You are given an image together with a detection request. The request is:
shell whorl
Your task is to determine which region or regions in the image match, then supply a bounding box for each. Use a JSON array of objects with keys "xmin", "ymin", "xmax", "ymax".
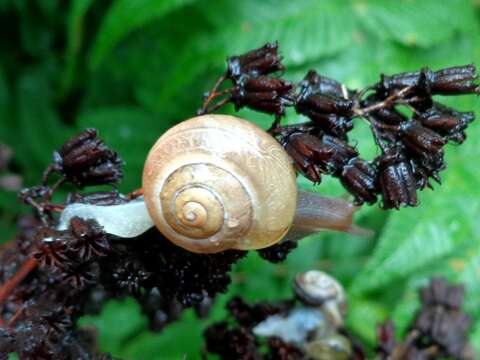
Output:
[{"xmin": 142, "ymin": 114, "xmax": 297, "ymax": 253}]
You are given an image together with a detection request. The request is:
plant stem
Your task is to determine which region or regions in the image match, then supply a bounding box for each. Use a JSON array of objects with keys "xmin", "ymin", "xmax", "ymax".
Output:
[{"xmin": 0, "ymin": 257, "xmax": 38, "ymax": 305}]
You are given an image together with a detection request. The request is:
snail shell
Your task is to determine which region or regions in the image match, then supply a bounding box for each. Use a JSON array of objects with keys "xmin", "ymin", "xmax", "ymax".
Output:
[
  {"xmin": 294, "ymin": 270, "xmax": 347, "ymax": 327},
  {"xmin": 142, "ymin": 114, "xmax": 297, "ymax": 253}
]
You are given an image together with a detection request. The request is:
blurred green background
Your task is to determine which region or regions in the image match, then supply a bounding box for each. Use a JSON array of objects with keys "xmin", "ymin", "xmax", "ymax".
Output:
[{"xmin": 0, "ymin": 0, "xmax": 479, "ymax": 358}]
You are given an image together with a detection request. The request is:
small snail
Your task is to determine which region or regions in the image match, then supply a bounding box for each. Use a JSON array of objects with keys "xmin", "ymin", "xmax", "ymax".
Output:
[
  {"xmin": 253, "ymin": 270, "xmax": 352, "ymax": 360},
  {"xmin": 294, "ymin": 270, "xmax": 347, "ymax": 327},
  {"xmin": 59, "ymin": 115, "xmax": 364, "ymax": 253}
]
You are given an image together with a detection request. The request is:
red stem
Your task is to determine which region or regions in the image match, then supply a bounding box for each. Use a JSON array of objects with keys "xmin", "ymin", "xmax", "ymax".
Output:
[
  {"xmin": 0, "ymin": 257, "xmax": 38, "ymax": 304},
  {"xmin": 127, "ymin": 187, "xmax": 144, "ymax": 200}
]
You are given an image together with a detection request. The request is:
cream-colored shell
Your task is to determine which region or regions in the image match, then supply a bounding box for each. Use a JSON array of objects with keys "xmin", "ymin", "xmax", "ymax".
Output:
[{"xmin": 142, "ymin": 114, "xmax": 297, "ymax": 253}]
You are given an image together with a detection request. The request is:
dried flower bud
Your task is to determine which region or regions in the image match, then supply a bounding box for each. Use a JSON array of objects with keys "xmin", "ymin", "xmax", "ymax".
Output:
[
  {"xmin": 296, "ymin": 88, "xmax": 354, "ymax": 138},
  {"xmin": 380, "ymin": 67, "xmax": 432, "ymax": 93},
  {"xmin": 111, "ymin": 259, "xmax": 151, "ymax": 296},
  {"xmin": 297, "ymin": 93, "xmax": 354, "ymax": 118},
  {"xmin": 52, "ymin": 128, "xmax": 124, "ymax": 188},
  {"xmin": 430, "ymin": 64, "xmax": 479, "ymax": 95},
  {"xmin": 411, "ymin": 153, "xmax": 445, "ymax": 190},
  {"xmin": 69, "ymin": 217, "xmax": 109, "ymax": 261},
  {"xmin": 25, "ymin": 304, "xmax": 73, "ymax": 337},
  {"xmin": 298, "ymin": 112, "xmax": 353, "ymax": 139},
  {"xmin": 284, "ymin": 133, "xmax": 333, "ymax": 183},
  {"xmin": 33, "ymin": 228, "xmax": 71, "ymax": 270},
  {"xmin": 340, "ymin": 158, "xmax": 377, "ymax": 205},
  {"xmin": 231, "ymin": 75, "xmax": 293, "ymax": 116},
  {"xmin": 401, "ymin": 121, "xmax": 446, "ymax": 158},
  {"xmin": 61, "ymin": 262, "xmax": 98, "ymax": 289},
  {"xmin": 376, "ymin": 278, "xmax": 473, "ymax": 360},
  {"xmin": 204, "ymin": 322, "xmax": 261, "ymax": 359},
  {"xmin": 381, "ymin": 64, "xmax": 479, "ymax": 96},
  {"xmin": 419, "ymin": 277, "xmax": 465, "ymax": 310},
  {"xmin": 418, "ymin": 103, "xmax": 474, "ymax": 144},
  {"xmin": 414, "ymin": 308, "xmax": 471, "ymax": 357},
  {"xmin": 370, "ymin": 107, "xmax": 407, "ymax": 125},
  {"xmin": 321, "ymin": 135, "xmax": 358, "ymax": 174},
  {"xmin": 377, "ymin": 148, "xmax": 417, "ymax": 209},
  {"xmin": 227, "ymin": 42, "xmax": 284, "ymax": 79},
  {"xmin": 300, "ymin": 70, "xmax": 348, "ymax": 98},
  {"xmin": 257, "ymin": 240, "xmax": 298, "ymax": 263}
]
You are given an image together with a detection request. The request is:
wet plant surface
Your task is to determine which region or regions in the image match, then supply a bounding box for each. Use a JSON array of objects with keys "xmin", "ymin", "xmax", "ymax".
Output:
[{"xmin": 1, "ymin": 1, "xmax": 480, "ymax": 359}]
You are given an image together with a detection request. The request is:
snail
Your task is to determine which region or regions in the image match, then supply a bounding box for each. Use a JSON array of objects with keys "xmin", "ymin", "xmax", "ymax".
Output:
[
  {"xmin": 253, "ymin": 270, "xmax": 352, "ymax": 360},
  {"xmin": 59, "ymin": 115, "xmax": 365, "ymax": 253},
  {"xmin": 294, "ymin": 270, "xmax": 347, "ymax": 327}
]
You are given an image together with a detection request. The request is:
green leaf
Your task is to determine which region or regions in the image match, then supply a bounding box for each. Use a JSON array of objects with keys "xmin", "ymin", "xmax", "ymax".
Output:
[
  {"xmin": 79, "ymin": 298, "xmax": 148, "ymax": 355},
  {"xmin": 89, "ymin": 0, "xmax": 196, "ymax": 69},
  {"xmin": 76, "ymin": 106, "xmax": 172, "ymax": 191},
  {"xmin": 14, "ymin": 68, "xmax": 69, "ymax": 183},
  {"xmin": 61, "ymin": 0, "xmax": 95, "ymax": 94},
  {"xmin": 353, "ymin": 0, "xmax": 475, "ymax": 47},
  {"xmin": 0, "ymin": 67, "xmax": 10, "ymax": 140},
  {"xmin": 351, "ymin": 117, "xmax": 480, "ymax": 295},
  {"xmin": 122, "ymin": 310, "xmax": 205, "ymax": 359},
  {"xmin": 346, "ymin": 297, "xmax": 388, "ymax": 344},
  {"xmin": 196, "ymin": 0, "xmax": 357, "ymax": 67}
]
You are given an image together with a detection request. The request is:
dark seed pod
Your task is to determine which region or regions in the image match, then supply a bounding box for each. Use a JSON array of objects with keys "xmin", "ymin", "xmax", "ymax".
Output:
[
  {"xmin": 418, "ymin": 103, "xmax": 474, "ymax": 144},
  {"xmin": 231, "ymin": 75, "xmax": 294, "ymax": 116},
  {"xmin": 340, "ymin": 158, "xmax": 378, "ymax": 205},
  {"xmin": 51, "ymin": 128, "xmax": 124, "ymax": 188},
  {"xmin": 61, "ymin": 262, "xmax": 99, "ymax": 289},
  {"xmin": 380, "ymin": 67, "xmax": 433, "ymax": 94},
  {"xmin": 299, "ymin": 70, "xmax": 349, "ymax": 99},
  {"xmin": 204, "ymin": 322, "xmax": 261, "ymax": 359},
  {"xmin": 284, "ymin": 133, "xmax": 333, "ymax": 183},
  {"xmin": 430, "ymin": 64, "xmax": 479, "ymax": 95},
  {"xmin": 377, "ymin": 147, "xmax": 418, "ymax": 209},
  {"xmin": 401, "ymin": 121, "xmax": 446, "ymax": 158},
  {"xmin": 227, "ymin": 41, "xmax": 284, "ymax": 80},
  {"xmin": 380, "ymin": 64, "xmax": 479, "ymax": 96},
  {"xmin": 32, "ymin": 228, "xmax": 71, "ymax": 270},
  {"xmin": 419, "ymin": 277, "xmax": 465, "ymax": 310},
  {"xmin": 297, "ymin": 93, "xmax": 354, "ymax": 117},
  {"xmin": 69, "ymin": 217, "xmax": 110, "ymax": 261},
  {"xmin": 257, "ymin": 240, "xmax": 298, "ymax": 263},
  {"xmin": 321, "ymin": 135, "xmax": 358, "ymax": 175},
  {"xmin": 111, "ymin": 259, "xmax": 151, "ymax": 296},
  {"xmin": 411, "ymin": 152, "xmax": 445, "ymax": 190}
]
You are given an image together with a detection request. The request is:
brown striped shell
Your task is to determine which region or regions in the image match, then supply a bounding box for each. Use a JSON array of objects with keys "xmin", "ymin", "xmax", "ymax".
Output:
[{"xmin": 142, "ymin": 114, "xmax": 297, "ymax": 253}]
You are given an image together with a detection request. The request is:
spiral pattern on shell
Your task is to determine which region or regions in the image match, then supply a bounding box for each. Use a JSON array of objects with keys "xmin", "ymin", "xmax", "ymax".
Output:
[
  {"xmin": 142, "ymin": 115, "xmax": 297, "ymax": 253},
  {"xmin": 294, "ymin": 270, "xmax": 346, "ymax": 308}
]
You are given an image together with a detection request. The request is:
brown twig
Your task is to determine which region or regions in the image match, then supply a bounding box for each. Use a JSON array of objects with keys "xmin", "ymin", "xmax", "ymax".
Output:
[
  {"xmin": 127, "ymin": 187, "xmax": 144, "ymax": 200},
  {"xmin": 354, "ymin": 86, "xmax": 414, "ymax": 116},
  {"xmin": 198, "ymin": 74, "xmax": 227, "ymax": 115},
  {"xmin": 7, "ymin": 306, "xmax": 25, "ymax": 328},
  {"xmin": 0, "ymin": 257, "xmax": 38, "ymax": 305}
]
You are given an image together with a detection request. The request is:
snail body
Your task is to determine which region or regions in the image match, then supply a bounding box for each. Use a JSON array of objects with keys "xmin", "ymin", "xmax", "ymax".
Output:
[{"xmin": 59, "ymin": 115, "xmax": 364, "ymax": 253}]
